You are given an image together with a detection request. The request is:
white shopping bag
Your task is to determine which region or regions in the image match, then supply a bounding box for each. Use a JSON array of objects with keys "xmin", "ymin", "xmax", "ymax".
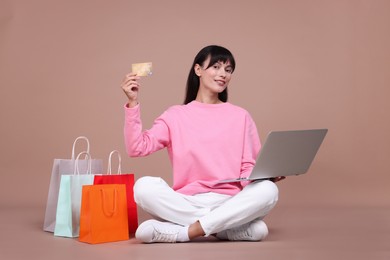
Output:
[{"xmin": 43, "ymin": 136, "xmax": 103, "ymax": 232}]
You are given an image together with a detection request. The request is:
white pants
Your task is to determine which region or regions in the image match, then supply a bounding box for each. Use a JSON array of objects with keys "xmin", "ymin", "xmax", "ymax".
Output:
[{"xmin": 134, "ymin": 176, "xmax": 279, "ymax": 236}]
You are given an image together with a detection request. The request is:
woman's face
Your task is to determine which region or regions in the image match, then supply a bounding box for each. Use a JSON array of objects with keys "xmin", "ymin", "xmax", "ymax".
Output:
[{"xmin": 195, "ymin": 56, "xmax": 233, "ymax": 95}]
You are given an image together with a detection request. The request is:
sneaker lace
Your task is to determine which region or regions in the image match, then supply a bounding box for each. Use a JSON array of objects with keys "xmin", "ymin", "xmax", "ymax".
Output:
[
  {"xmin": 229, "ymin": 224, "xmax": 252, "ymax": 240},
  {"xmin": 152, "ymin": 229, "xmax": 178, "ymax": 243}
]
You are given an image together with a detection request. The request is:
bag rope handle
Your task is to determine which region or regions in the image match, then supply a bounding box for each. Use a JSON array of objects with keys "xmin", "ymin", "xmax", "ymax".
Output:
[
  {"xmin": 71, "ymin": 136, "xmax": 90, "ymax": 160},
  {"xmin": 74, "ymin": 151, "xmax": 92, "ymax": 175},
  {"xmin": 100, "ymin": 188, "xmax": 117, "ymax": 217},
  {"xmin": 107, "ymin": 150, "xmax": 122, "ymax": 175}
]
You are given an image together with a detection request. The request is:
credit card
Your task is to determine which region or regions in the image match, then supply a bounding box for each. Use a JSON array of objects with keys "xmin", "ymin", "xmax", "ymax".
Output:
[{"xmin": 131, "ymin": 62, "xmax": 153, "ymax": 76}]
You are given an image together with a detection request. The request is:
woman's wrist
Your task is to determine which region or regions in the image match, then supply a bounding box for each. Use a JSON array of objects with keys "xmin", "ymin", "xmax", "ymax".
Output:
[{"xmin": 127, "ymin": 100, "xmax": 138, "ymax": 108}]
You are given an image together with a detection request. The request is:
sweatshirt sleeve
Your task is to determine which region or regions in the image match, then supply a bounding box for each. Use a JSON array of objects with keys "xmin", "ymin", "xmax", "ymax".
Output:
[
  {"xmin": 240, "ymin": 112, "xmax": 261, "ymax": 188},
  {"xmin": 124, "ymin": 104, "xmax": 170, "ymax": 157}
]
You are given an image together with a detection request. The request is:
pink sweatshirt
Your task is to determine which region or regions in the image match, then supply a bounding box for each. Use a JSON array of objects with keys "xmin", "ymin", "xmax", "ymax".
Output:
[{"xmin": 124, "ymin": 100, "xmax": 261, "ymax": 196}]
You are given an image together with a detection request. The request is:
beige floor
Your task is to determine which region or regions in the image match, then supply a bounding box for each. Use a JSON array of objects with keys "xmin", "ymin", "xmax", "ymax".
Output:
[{"xmin": 1, "ymin": 203, "xmax": 389, "ymax": 260}]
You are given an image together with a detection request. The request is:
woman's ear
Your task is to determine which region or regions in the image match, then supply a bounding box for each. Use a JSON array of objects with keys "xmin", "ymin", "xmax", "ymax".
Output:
[{"xmin": 194, "ymin": 64, "xmax": 202, "ymax": 77}]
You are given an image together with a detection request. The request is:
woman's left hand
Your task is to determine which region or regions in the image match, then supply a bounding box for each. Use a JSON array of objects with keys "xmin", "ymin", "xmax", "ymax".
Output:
[{"xmin": 270, "ymin": 176, "xmax": 286, "ymax": 182}]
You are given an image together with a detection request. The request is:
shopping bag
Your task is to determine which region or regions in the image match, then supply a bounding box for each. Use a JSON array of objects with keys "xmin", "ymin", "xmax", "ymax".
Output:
[
  {"xmin": 93, "ymin": 150, "xmax": 138, "ymax": 234},
  {"xmin": 43, "ymin": 136, "xmax": 103, "ymax": 232},
  {"xmin": 54, "ymin": 152, "xmax": 95, "ymax": 238},
  {"xmin": 79, "ymin": 184, "xmax": 129, "ymax": 244}
]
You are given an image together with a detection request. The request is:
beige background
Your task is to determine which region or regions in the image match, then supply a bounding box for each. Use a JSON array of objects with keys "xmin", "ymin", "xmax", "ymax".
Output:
[{"xmin": 0, "ymin": 0, "xmax": 389, "ymax": 238}]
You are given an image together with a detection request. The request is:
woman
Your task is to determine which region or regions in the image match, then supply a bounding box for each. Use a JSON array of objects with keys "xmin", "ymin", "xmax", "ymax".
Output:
[{"xmin": 121, "ymin": 45, "xmax": 284, "ymax": 243}]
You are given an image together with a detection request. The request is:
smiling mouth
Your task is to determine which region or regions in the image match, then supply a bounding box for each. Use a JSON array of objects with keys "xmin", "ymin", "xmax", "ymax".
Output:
[{"xmin": 215, "ymin": 80, "xmax": 226, "ymax": 86}]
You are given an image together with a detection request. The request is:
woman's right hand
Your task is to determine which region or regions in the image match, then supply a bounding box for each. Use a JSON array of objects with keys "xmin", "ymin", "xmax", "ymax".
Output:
[{"xmin": 121, "ymin": 72, "xmax": 141, "ymax": 107}]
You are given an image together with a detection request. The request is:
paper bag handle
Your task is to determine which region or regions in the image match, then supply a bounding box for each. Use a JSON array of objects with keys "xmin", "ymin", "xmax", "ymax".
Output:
[
  {"xmin": 107, "ymin": 150, "xmax": 122, "ymax": 175},
  {"xmin": 74, "ymin": 151, "xmax": 92, "ymax": 175},
  {"xmin": 100, "ymin": 188, "xmax": 117, "ymax": 217},
  {"xmin": 71, "ymin": 136, "xmax": 90, "ymax": 160}
]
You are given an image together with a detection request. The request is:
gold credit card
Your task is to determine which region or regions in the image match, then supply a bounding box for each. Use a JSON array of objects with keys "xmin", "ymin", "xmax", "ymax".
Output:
[{"xmin": 131, "ymin": 62, "xmax": 153, "ymax": 76}]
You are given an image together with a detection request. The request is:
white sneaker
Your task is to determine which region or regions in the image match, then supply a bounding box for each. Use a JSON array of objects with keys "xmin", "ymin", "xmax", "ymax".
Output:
[
  {"xmin": 216, "ymin": 219, "xmax": 269, "ymax": 241},
  {"xmin": 135, "ymin": 220, "xmax": 185, "ymax": 243}
]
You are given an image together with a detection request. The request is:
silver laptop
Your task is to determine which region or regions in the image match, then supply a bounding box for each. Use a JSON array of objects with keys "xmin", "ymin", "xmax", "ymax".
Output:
[{"xmin": 218, "ymin": 129, "xmax": 328, "ymax": 183}]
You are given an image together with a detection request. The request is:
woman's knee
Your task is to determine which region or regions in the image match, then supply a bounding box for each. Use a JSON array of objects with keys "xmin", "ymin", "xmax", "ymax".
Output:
[
  {"xmin": 250, "ymin": 180, "xmax": 279, "ymax": 205},
  {"xmin": 133, "ymin": 176, "xmax": 164, "ymax": 203}
]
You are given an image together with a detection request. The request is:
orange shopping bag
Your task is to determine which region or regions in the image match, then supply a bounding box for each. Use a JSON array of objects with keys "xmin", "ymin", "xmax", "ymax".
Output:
[{"xmin": 79, "ymin": 184, "xmax": 129, "ymax": 244}]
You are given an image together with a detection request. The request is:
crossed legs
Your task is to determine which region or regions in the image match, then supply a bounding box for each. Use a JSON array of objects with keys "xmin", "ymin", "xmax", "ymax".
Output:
[{"xmin": 134, "ymin": 176, "xmax": 279, "ymax": 242}]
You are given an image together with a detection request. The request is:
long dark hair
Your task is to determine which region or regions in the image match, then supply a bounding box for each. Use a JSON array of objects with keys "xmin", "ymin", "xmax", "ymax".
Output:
[{"xmin": 184, "ymin": 45, "xmax": 236, "ymax": 104}]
